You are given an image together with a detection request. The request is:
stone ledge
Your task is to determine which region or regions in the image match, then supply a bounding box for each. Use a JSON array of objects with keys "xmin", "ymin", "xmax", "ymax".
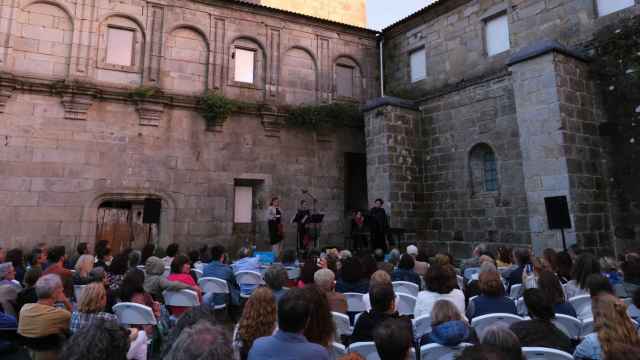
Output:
[
  {"xmin": 362, "ymin": 96, "xmax": 418, "ymax": 112},
  {"xmin": 507, "ymin": 40, "xmax": 590, "ymax": 67}
]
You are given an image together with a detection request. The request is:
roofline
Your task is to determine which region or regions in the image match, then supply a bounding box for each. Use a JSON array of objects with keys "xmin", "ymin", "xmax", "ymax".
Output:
[{"xmin": 381, "ymin": 0, "xmax": 469, "ymax": 35}]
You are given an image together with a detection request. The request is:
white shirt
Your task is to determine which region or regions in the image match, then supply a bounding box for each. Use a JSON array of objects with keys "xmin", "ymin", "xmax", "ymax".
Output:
[
  {"xmin": 127, "ymin": 330, "xmax": 147, "ymax": 360},
  {"xmin": 413, "ymin": 289, "xmax": 466, "ymax": 319}
]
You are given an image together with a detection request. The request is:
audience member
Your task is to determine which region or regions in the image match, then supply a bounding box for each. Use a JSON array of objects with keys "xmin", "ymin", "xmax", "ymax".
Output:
[
  {"xmin": 537, "ymin": 271, "xmax": 576, "ymax": 317},
  {"xmin": 72, "ymin": 254, "xmax": 95, "ymax": 285},
  {"xmin": 574, "ymin": 294, "xmax": 640, "ymax": 360},
  {"xmin": 336, "ymin": 257, "xmax": 369, "ymax": 293},
  {"xmin": 6, "ymin": 248, "xmax": 25, "ymax": 284},
  {"xmin": 373, "ymin": 318, "xmax": 414, "ymax": 360},
  {"xmin": 140, "ymin": 244, "xmax": 155, "ymax": 265},
  {"xmin": 621, "ymin": 256, "xmax": 640, "ymax": 297},
  {"xmin": 422, "ymin": 299, "xmax": 477, "ymax": 346},
  {"xmin": 351, "ymin": 284, "xmax": 413, "ymax": 343},
  {"xmin": 118, "ymin": 270, "xmax": 160, "ymax": 320},
  {"xmin": 281, "ymin": 249, "xmax": 298, "ymax": 267},
  {"xmin": 0, "ymin": 262, "xmax": 18, "ymax": 287},
  {"xmin": 480, "ymin": 326, "xmax": 524, "ymax": 359},
  {"xmin": 0, "ymin": 310, "xmax": 17, "ymax": 353},
  {"xmin": 264, "ymin": 264, "xmax": 288, "ymax": 301},
  {"xmin": 374, "ymin": 248, "xmax": 393, "ymax": 275},
  {"xmin": 391, "ymin": 254, "xmax": 421, "ymax": 289},
  {"xmin": 66, "ymin": 242, "xmax": 88, "ymax": 270},
  {"xmin": 542, "ymin": 248, "xmax": 558, "ymax": 273},
  {"xmin": 464, "ymin": 260, "xmax": 499, "ymax": 300},
  {"xmin": 457, "ymin": 344, "xmax": 510, "ymax": 360},
  {"xmin": 203, "ymin": 245, "xmax": 240, "ymax": 311},
  {"xmin": 506, "ymin": 248, "xmax": 530, "ymax": 291},
  {"xmin": 70, "ymin": 282, "xmax": 118, "ymax": 334},
  {"xmin": 59, "ymin": 319, "xmax": 131, "ymax": 360},
  {"xmin": 564, "ymin": 253, "xmax": 601, "ymax": 299},
  {"xmin": 467, "ymin": 268, "xmax": 517, "ymax": 319},
  {"xmin": 299, "ymin": 255, "xmax": 321, "ymax": 287},
  {"xmin": 303, "ymin": 284, "xmax": 336, "ymax": 349},
  {"xmin": 236, "ymin": 287, "xmax": 277, "ymax": 360},
  {"xmin": 94, "ymin": 244, "xmax": 112, "ymax": 269},
  {"xmin": 414, "ymin": 264, "xmax": 465, "ymax": 318},
  {"xmin": 16, "ymin": 267, "xmax": 42, "ymax": 314},
  {"xmin": 406, "ymin": 245, "xmax": 428, "ymax": 277},
  {"xmin": 495, "ymin": 246, "xmax": 513, "ymax": 269},
  {"xmin": 248, "ymin": 288, "xmax": 329, "ymax": 360},
  {"xmin": 314, "ymin": 268, "xmax": 347, "ymax": 314},
  {"xmin": 166, "ymin": 254, "xmax": 202, "ymax": 316},
  {"xmin": 128, "ymin": 250, "xmax": 143, "ymax": 274},
  {"xmin": 588, "ymin": 273, "xmax": 614, "ymax": 297},
  {"xmin": 165, "ymin": 320, "xmax": 233, "ymax": 360},
  {"xmin": 360, "ymin": 253, "xmax": 378, "ymax": 280},
  {"xmin": 43, "ymin": 246, "xmax": 73, "ymax": 298},
  {"xmin": 163, "ymin": 243, "xmax": 180, "ymax": 267},
  {"xmin": 509, "ymin": 288, "xmax": 572, "ymax": 353},
  {"xmin": 387, "ymin": 248, "xmax": 401, "ymax": 269},
  {"xmin": 233, "ymin": 247, "xmax": 261, "ymax": 295},
  {"xmin": 462, "ymin": 243, "xmax": 488, "ymax": 275},
  {"xmin": 142, "ymin": 256, "xmax": 191, "ymax": 302},
  {"xmin": 363, "ymin": 270, "xmax": 398, "ymax": 311},
  {"xmin": 161, "ymin": 305, "xmax": 217, "ymax": 358},
  {"xmin": 107, "ymin": 249, "xmax": 132, "ymax": 292},
  {"xmin": 555, "ymin": 251, "xmax": 573, "ymax": 284}
]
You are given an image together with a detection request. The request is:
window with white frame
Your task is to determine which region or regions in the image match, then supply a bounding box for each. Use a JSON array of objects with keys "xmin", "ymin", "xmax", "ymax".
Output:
[
  {"xmin": 234, "ymin": 186, "xmax": 253, "ymax": 223},
  {"xmin": 105, "ymin": 27, "xmax": 134, "ymax": 66},
  {"xmin": 234, "ymin": 48, "xmax": 255, "ymax": 83},
  {"xmin": 596, "ymin": 0, "xmax": 635, "ymax": 17},
  {"xmin": 409, "ymin": 48, "xmax": 426, "ymax": 83},
  {"xmin": 485, "ymin": 14, "xmax": 510, "ymax": 56}
]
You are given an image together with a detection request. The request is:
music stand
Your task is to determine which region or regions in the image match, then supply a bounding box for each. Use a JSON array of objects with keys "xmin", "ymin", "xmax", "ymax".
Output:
[{"xmin": 309, "ymin": 213, "xmax": 324, "ymax": 249}]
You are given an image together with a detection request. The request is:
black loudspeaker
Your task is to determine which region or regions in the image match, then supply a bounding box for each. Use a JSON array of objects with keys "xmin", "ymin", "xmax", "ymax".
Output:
[
  {"xmin": 143, "ymin": 199, "xmax": 161, "ymax": 224},
  {"xmin": 544, "ymin": 196, "xmax": 572, "ymax": 229}
]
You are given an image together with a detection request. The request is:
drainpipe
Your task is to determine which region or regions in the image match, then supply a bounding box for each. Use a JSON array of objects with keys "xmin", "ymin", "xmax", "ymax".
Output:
[{"xmin": 378, "ymin": 33, "xmax": 384, "ymax": 97}]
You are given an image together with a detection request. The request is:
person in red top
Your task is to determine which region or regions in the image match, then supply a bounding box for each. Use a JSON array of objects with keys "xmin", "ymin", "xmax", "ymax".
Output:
[
  {"xmin": 167, "ymin": 255, "xmax": 202, "ymax": 316},
  {"xmin": 43, "ymin": 246, "xmax": 73, "ymax": 298}
]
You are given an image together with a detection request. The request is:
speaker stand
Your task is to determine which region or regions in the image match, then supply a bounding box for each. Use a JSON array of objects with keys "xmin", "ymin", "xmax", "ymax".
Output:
[{"xmin": 560, "ymin": 228, "xmax": 567, "ymax": 252}]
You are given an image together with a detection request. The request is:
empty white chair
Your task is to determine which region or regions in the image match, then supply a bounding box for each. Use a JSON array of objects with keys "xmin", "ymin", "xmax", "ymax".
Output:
[
  {"xmin": 509, "ymin": 284, "xmax": 522, "ymax": 299},
  {"xmin": 628, "ymin": 303, "xmax": 640, "ymax": 321},
  {"xmin": 456, "ymin": 275, "xmax": 464, "ymax": 289},
  {"xmin": 516, "ymin": 297, "xmax": 528, "ymax": 316},
  {"xmin": 412, "ymin": 314, "xmax": 432, "ymax": 339},
  {"xmin": 163, "ymin": 289, "xmax": 200, "ymax": 307},
  {"xmin": 193, "ymin": 268, "xmax": 203, "ymax": 279},
  {"xmin": 471, "ymin": 313, "xmax": 523, "ymax": 337},
  {"xmin": 73, "ymin": 285, "xmax": 86, "ymax": 301},
  {"xmin": 331, "ymin": 342, "xmax": 347, "ymax": 358},
  {"xmin": 393, "ymin": 281, "xmax": 419, "ymax": 297},
  {"xmin": 396, "ymin": 293, "xmax": 417, "ymax": 316},
  {"xmin": 349, "ymin": 342, "xmax": 416, "ymax": 360},
  {"xmin": 235, "ymin": 271, "xmax": 263, "ymax": 298},
  {"xmin": 113, "ymin": 303, "xmax": 157, "ymax": 325},
  {"xmin": 345, "ymin": 293, "xmax": 367, "ymax": 313},
  {"xmin": 419, "ymin": 343, "xmax": 472, "ymax": 360},
  {"xmin": 569, "ymin": 295, "xmax": 592, "ymax": 319},
  {"xmin": 286, "ymin": 267, "xmax": 300, "ymax": 280},
  {"xmin": 522, "ymin": 347, "xmax": 573, "ymax": 360},
  {"xmin": 552, "ymin": 314, "xmax": 582, "ymax": 339},
  {"xmin": 581, "ymin": 317, "xmax": 594, "ymax": 337},
  {"xmin": 198, "ymin": 277, "xmax": 229, "ymax": 310},
  {"xmin": 354, "ymin": 312, "xmax": 364, "ymax": 326},
  {"xmin": 333, "ymin": 312, "xmax": 352, "ymax": 338}
]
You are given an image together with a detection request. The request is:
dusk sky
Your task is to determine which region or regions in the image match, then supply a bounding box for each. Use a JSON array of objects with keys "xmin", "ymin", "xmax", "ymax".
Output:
[{"xmin": 367, "ymin": 0, "xmax": 438, "ymax": 30}]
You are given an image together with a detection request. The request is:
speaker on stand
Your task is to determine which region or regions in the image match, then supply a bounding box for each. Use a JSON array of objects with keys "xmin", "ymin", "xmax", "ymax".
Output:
[
  {"xmin": 143, "ymin": 199, "xmax": 161, "ymax": 245},
  {"xmin": 544, "ymin": 196, "xmax": 572, "ymax": 251}
]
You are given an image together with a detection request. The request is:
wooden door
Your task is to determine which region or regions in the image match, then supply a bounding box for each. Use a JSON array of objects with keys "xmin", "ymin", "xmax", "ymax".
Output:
[{"xmin": 96, "ymin": 206, "xmax": 133, "ymax": 254}]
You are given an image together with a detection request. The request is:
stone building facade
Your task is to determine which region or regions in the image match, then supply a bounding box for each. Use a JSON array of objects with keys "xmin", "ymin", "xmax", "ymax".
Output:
[
  {"xmin": 245, "ymin": 0, "xmax": 367, "ymax": 28},
  {"xmin": 365, "ymin": 0, "xmax": 640, "ymax": 256},
  {"xmin": 0, "ymin": 0, "xmax": 379, "ymax": 252}
]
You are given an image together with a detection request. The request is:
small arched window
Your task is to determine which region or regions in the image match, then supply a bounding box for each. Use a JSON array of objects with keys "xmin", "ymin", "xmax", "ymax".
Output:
[{"xmin": 469, "ymin": 144, "xmax": 498, "ymax": 194}]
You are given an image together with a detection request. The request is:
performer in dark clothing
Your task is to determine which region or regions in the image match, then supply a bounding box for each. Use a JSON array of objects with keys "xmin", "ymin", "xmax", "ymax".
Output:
[
  {"xmin": 369, "ymin": 198, "xmax": 389, "ymax": 252},
  {"xmin": 267, "ymin": 197, "xmax": 283, "ymax": 257},
  {"xmin": 292, "ymin": 200, "xmax": 311, "ymax": 253}
]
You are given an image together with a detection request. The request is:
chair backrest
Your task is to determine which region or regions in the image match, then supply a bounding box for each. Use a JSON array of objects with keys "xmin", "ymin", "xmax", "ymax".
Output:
[
  {"xmin": 581, "ymin": 317, "xmax": 594, "ymax": 337},
  {"xmin": 286, "ymin": 267, "xmax": 300, "ymax": 280},
  {"xmin": 73, "ymin": 285, "xmax": 86, "ymax": 302},
  {"xmin": 569, "ymin": 295, "xmax": 592, "ymax": 319},
  {"xmin": 456, "ymin": 275, "xmax": 464, "ymax": 289},
  {"xmin": 396, "ymin": 293, "xmax": 417, "ymax": 316},
  {"xmin": 393, "ymin": 281, "xmax": 419, "ymax": 297},
  {"xmin": 463, "ymin": 267, "xmax": 480, "ymax": 281},
  {"xmin": 198, "ymin": 277, "xmax": 229, "ymax": 294},
  {"xmin": 629, "ymin": 304, "xmax": 640, "ymax": 322},
  {"xmin": 516, "ymin": 297, "xmax": 528, "ymax": 316},
  {"xmin": 193, "ymin": 269, "xmax": 203, "ymax": 279},
  {"xmin": 419, "ymin": 343, "xmax": 472, "ymax": 360},
  {"xmin": 332, "ymin": 311, "xmax": 352, "ymax": 337},
  {"xmin": 331, "ymin": 342, "xmax": 347, "ymax": 359},
  {"xmin": 471, "ymin": 313, "xmax": 523, "ymax": 337},
  {"xmin": 509, "ymin": 284, "xmax": 522, "ymax": 299},
  {"xmin": 113, "ymin": 302, "xmax": 157, "ymax": 325},
  {"xmin": 522, "ymin": 347, "xmax": 573, "ymax": 360},
  {"xmin": 235, "ymin": 271, "xmax": 263, "ymax": 286},
  {"xmin": 163, "ymin": 289, "xmax": 200, "ymax": 307},
  {"xmin": 551, "ymin": 314, "xmax": 582, "ymax": 339},
  {"xmin": 348, "ymin": 342, "xmax": 417, "ymax": 360},
  {"xmin": 345, "ymin": 293, "xmax": 367, "ymax": 313},
  {"xmin": 412, "ymin": 314, "xmax": 432, "ymax": 339}
]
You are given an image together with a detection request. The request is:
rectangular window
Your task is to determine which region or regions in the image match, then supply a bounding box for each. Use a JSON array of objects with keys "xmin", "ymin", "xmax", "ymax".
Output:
[
  {"xmin": 106, "ymin": 27, "xmax": 134, "ymax": 66},
  {"xmin": 336, "ymin": 65, "xmax": 354, "ymax": 98},
  {"xmin": 234, "ymin": 48, "xmax": 255, "ymax": 83},
  {"xmin": 234, "ymin": 186, "xmax": 253, "ymax": 223},
  {"xmin": 485, "ymin": 14, "xmax": 510, "ymax": 56},
  {"xmin": 596, "ymin": 0, "xmax": 634, "ymax": 17},
  {"xmin": 409, "ymin": 48, "xmax": 426, "ymax": 83},
  {"xmin": 483, "ymin": 152, "xmax": 498, "ymax": 192}
]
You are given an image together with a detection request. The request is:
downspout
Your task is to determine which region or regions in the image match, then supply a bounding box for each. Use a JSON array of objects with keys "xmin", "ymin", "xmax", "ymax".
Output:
[{"xmin": 378, "ymin": 33, "xmax": 384, "ymax": 97}]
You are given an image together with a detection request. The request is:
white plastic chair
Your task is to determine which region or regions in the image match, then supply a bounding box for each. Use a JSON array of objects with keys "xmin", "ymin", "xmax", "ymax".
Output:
[
  {"xmin": 345, "ymin": 292, "xmax": 367, "ymax": 313},
  {"xmin": 333, "ymin": 311, "xmax": 353, "ymax": 338},
  {"xmin": 163, "ymin": 289, "xmax": 200, "ymax": 307},
  {"xmin": 463, "ymin": 267, "xmax": 480, "ymax": 281},
  {"xmin": 522, "ymin": 347, "xmax": 573, "ymax": 359},
  {"xmin": 471, "ymin": 313, "xmax": 523, "ymax": 337},
  {"xmin": 235, "ymin": 271, "xmax": 264, "ymax": 298},
  {"xmin": 396, "ymin": 293, "xmax": 417, "ymax": 316},
  {"xmin": 193, "ymin": 269, "xmax": 203, "ymax": 279},
  {"xmin": 354, "ymin": 312, "xmax": 364, "ymax": 326},
  {"xmin": 412, "ymin": 314, "xmax": 432, "ymax": 339},
  {"xmin": 73, "ymin": 285, "xmax": 86, "ymax": 302},
  {"xmin": 349, "ymin": 342, "xmax": 416, "ymax": 360},
  {"xmin": 551, "ymin": 314, "xmax": 582, "ymax": 339},
  {"xmin": 456, "ymin": 275, "xmax": 464, "ymax": 289},
  {"xmin": 569, "ymin": 295, "xmax": 592, "ymax": 320},
  {"xmin": 516, "ymin": 297, "xmax": 528, "ymax": 316},
  {"xmin": 419, "ymin": 343, "xmax": 472, "ymax": 360},
  {"xmin": 509, "ymin": 284, "xmax": 522, "ymax": 299},
  {"xmin": 393, "ymin": 281, "xmax": 419, "ymax": 297},
  {"xmin": 198, "ymin": 277, "xmax": 229, "ymax": 310},
  {"xmin": 113, "ymin": 302, "xmax": 157, "ymax": 325},
  {"xmin": 331, "ymin": 342, "xmax": 347, "ymax": 358},
  {"xmin": 581, "ymin": 317, "xmax": 594, "ymax": 337}
]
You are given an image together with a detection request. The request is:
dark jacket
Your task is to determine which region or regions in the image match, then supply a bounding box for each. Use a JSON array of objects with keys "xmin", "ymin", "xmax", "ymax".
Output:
[
  {"xmin": 391, "ymin": 268, "xmax": 421, "ymax": 289},
  {"xmin": 420, "ymin": 320, "xmax": 478, "ymax": 347},
  {"xmin": 467, "ymin": 295, "xmax": 518, "ymax": 319},
  {"xmin": 336, "ymin": 279, "xmax": 369, "ymax": 294},
  {"xmin": 507, "ymin": 265, "xmax": 526, "ymax": 291},
  {"xmin": 351, "ymin": 310, "xmax": 413, "ymax": 344},
  {"xmin": 510, "ymin": 319, "xmax": 573, "ymax": 354},
  {"xmin": 554, "ymin": 302, "xmax": 577, "ymax": 318}
]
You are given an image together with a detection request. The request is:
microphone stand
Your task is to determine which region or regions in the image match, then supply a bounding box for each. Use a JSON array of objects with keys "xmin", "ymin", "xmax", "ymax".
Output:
[{"xmin": 301, "ymin": 190, "xmax": 319, "ymax": 250}]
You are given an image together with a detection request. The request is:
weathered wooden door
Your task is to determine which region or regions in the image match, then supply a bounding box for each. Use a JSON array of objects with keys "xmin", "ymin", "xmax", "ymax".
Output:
[{"xmin": 96, "ymin": 206, "xmax": 133, "ymax": 254}]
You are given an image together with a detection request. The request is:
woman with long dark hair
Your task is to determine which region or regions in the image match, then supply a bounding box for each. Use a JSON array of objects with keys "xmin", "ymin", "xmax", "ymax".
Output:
[
  {"xmin": 537, "ymin": 270, "xmax": 576, "ymax": 317},
  {"xmin": 302, "ymin": 285, "xmax": 336, "ymax": 349},
  {"xmin": 267, "ymin": 197, "xmax": 283, "ymax": 257}
]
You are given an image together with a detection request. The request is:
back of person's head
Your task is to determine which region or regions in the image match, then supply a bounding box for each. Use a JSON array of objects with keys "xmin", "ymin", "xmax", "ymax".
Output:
[
  {"xmin": 95, "ymin": 244, "xmax": 111, "ymax": 262},
  {"xmin": 622, "ymin": 256, "xmax": 640, "ymax": 283},
  {"xmin": 360, "ymin": 253, "xmax": 379, "ymax": 279},
  {"xmin": 537, "ymin": 271, "xmax": 565, "ymax": 305},
  {"xmin": 542, "ymin": 248, "xmax": 558, "ymax": 271},
  {"xmin": 480, "ymin": 326, "xmax": 523, "ymax": 359},
  {"xmin": 432, "ymin": 254, "xmax": 451, "ymax": 266},
  {"xmin": 425, "ymin": 264, "xmax": 457, "ymax": 294},
  {"xmin": 6, "ymin": 248, "xmax": 24, "ymax": 268},
  {"xmin": 479, "ymin": 261, "xmax": 497, "ymax": 274},
  {"xmin": 140, "ymin": 244, "xmax": 155, "ymax": 263},
  {"xmin": 23, "ymin": 267, "xmax": 42, "ymax": 287},
  {"xmin": 166, "ymin": 243, "xmax": 180, "ymax": 258},
  {"xmin": 209, "ymin": 245, "xmax": 225, "ymax": 262},
  {"xmin": 370, "ymin": 283, "xmax": 395, "ymax": 313},
  {"xmin": 587, "ymin": 273, "xmax": 614, "ymax": 297},
  {"xmin": 340, "ymin": 257, "xmax": 364, "ymax": 283},
  {"xmin": 523, "ymin": 288, "xmax": 554, "ymax": 321},
  {"xmin": 314, "ymin": 268, "xmax": 336, "ymax": 291},
  {"xmin": 237, "ymin": 247, "xmax": 252, "ymax": 260},
  {"xmin": 60, "ymin": 319, "xmax": 129, "ymax": 360},
  {"xmin": 456, "ymin": 345, "xmax": 510, "ymax": 360},
  {"xmin": 388, "ymin": 249, "xmax": 401, "ymax": 265},
  {"xmin": 75, "ymin": 254, "xmax": 95, "ymax": 275},
  {"xmin": 278, "ymin": 288, "xmax": 311, "ymax": 333},
  {"xmin": 264, "ymin": 264, "xmax": 288, "ymax": 291},
  {"xmin": 299, "ymin": 258, "xmax": 321, "ymax": 285},
  {"xmin": 161, "ymin": 305, "xmax": 217, "ymax": 358},
  {"xmin": 374, "ymin": 248, "xmax": 385, "ymax": 262},
  {"xmin": 496, "ymin": 246, "xmax": 512, "ymax": 265},
  {"xmin": 572, "ymin": 253, "xmax": 601, "ymax": 289},
  {"xmin": 236, "ymin": 287, "xmax": 276, "ymax": 357},
  {"xmin": 48, "ymin": 245, "xmax": 66, "ymax": 263},
  {"xmin": 369, "ymin": 270, "xmax": 392, "ymax": 288},
  {"xmin": 77, "ymin": 242, "xmax": 88, "ymax": 255},
  {"xmin": 406, "ymin": 245, "xmax": 418, "ymax": 256},
  {"xmin": 474, "ymin": 243, "xmax": 488, "ymax": 257},
  {"xmin": 398, "ymin": 254, "xmax": 415, "ymax": 270},
  {"xmin": 514, "ymin": 248, "xmax": 530, "ymax": 265},
  {"xmin": 592, "ymin": 294, "xmax": 640, "ymax": 357},
  {"xmin": 89, "ymin": 267, "xmax": 106, "ymax": 283},
  {"xmin": 78, "ymin": 282, "xmax": 107, "ymax": 313},
  {"xmin": 599, "ymin": 256, "xmax": 617, "ymax": 273},
  {"xmin": 479, "ymin": 270, "xmax": 504, "ymax": 297},
  {"xmin": 431, "ymin": 299, "xmax": 463, "ymax": 326},
  {"xmin": 555, "ymin": 251, "xmax": 573, "ymax": 277},
  {"xmin": 128, "ymin": 250, "xmax": 141, "ymax": 268},
  {"xmin": 170, "ymin": 254, "xmax": 190, "ymax": 274},
  {"xmin": 303, "ymin": 284, "xmax": 336, "ymax": 347},
  {"xmin": 373, "ymin": 318, "xmax": 413, "ymax": 360},
  {"xmin": 188, "ymin": 249, "xmax": 200, "ymax": 264},
  {"xmin": 118, "ymin": 269, "xmax": 145, "ymax": 301},
  {"xmin": 35, "ymin": 273, "xmax": 62, "ymax": 300},
  {"xmin": 165, "ymin": 320, "xmax": 233, "ymax": 360},
  {"xmin": 108, "ymin": 249, "xmax": 131, "ymax": 275},
  {"xmin": 281, "ymin": 249, "xmax": 296, "ymax": 265}
]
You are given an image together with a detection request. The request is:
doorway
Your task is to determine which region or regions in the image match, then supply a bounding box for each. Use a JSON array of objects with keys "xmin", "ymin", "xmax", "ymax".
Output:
[{"xmin": 96, "ymin": 200, "xmax": 158, "ymax": 253}]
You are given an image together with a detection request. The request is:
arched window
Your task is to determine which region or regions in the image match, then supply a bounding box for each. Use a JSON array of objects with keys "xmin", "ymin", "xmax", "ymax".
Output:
[{"xmin": 469, "ymin": 144, "xmax": 498, "ymax": 194}]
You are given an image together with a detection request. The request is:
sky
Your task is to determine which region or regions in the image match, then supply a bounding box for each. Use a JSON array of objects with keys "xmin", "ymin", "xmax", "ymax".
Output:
[{"xmin": 367, "ymin": 0, "xmax": 439, "ymax": 31}]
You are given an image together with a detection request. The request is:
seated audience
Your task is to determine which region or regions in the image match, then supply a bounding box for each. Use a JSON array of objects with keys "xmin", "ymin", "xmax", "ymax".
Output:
[
  {"xmin": 462, "ymin": 244, "xmax": 488, "ymax": 277},
  {"xmin": 281, "ymin": 249, "xmax": 298, "ymax": 268},
  {"xmin": 363, "ymin": 270, "xmax": 398, "ymax": 311},
  {"xmin": 72, "ymin": 254, "xmax": 95, "ymax": 285},
  {"xmin": 574, "ymin": 294, "xmax": 640, "ymax": 360},
  {"xmin": 509, "ymin": 288, "xmax": 572, "ymax": 353},
  {"xmin": 142, "ymin": 256, "xmax": 191, "ymax": 302},
  {"xmin": 564, "ymin": 253, "xmax": 601, "ymax": 299},
  {"xmin": 0, "ymin": 262, "xmax": 18, "ymax": 287},
  {"xmin": 43, "ymin": 246, "xmax": 73, "ymax": 298},
  {"xmin": 232, "ymin": 247, "xmax": 261, "ymax": 296},
  {"xmin": 6, "ymin": 248, "xmax": 25, "ymax": 284},
  {"xmin": 414, "ymin": 264, "xmax": 465, "ymax": 318},
  {"xmin": 360, "ymin": 253, "xmax": 379, "ymax": 280},
  {"xmin": 107, "ymin": 249, "xmax": 132, "ymax": 292},
  {"xmin": 236, "ymin": 287, "xmax": 277, "ymax": 360},
  {"xmin": 406, "ymin": 245, "xmax": 428, "ymax": 277},
  {"xmin": 391, "ymin": 254, "xmax": 421, "ymax": 289},
  {"xmin": 140, "ymin": 244, "xmax": 155, "ymax": 265},
  {"xmin": 457, "ymin": 344, "xmax": 511, "ymax": 360},
  {"xmin": 351, "ymin": 284, "xmax": 413, "ymax": 343},
  {"xmin": 160, "ymin": 305, "xmax": 217, "ymax": 358},
  {"xmin": 59, "ymin": 319, "xmax": 133, "ymax": 360},
  {"xmin": 467, "ymin": 268, "xmax": 517, "ymax": 319},
  {"xmin": 66, "ymin": 242, "xmax": 88, "ymax": 270},
  {"xmin": 118, "ymin": 270, "xmax": 160, "ymax": 320},
  {"xmin": 303, "ymin": 285, "xmax": 336, "ymax": 349},
  {"xmin": 496, "ymin": 246, "xmax": 514, "ymax": 269},
  {"xmin": 542, "ymin": 248, "xmax": 558, "ymax": 273},
  {"xmin": 621, "ymin": 255, "xmax": 640, "ymax": 297},
  {"xmin": 166, "ymin": 254, "xmax": 202, "ymax": 316},
  {"xmin": 336, "ymin": 257, "xmax": 369, "ymax": 294},
  {"xmin": 70, "ymin": 282, "xmax": 119, "ymax": 334},
  {"xmin": 298, "ymin": 254, "xmax": 321, "ymax": 287},
  {"xmin": 0, "ymin": 310, "xmax": 17, "ymax": 353},
  {"xmin": 480, "ymin": 326, "xmax": 524, "ymax": 359},
  {"xmin": 163, "ymin": 243, "xmax": 180, "ymax": 267},
  {"xmin": 555, "ymin": 251, "xmax": 573, "ymax": 284},
  {"xmin": 165, "ymin": 320, "xmax": 233, "ymax": 360},
  {"xmin": 374, "ymin": 249, "xmax": 393, "ymax": 275},
  {"xmin": 248, "ymin": 288, "xmax": 329, "ymax": 359},
  {"xmin": 16, "ymin": 267, "xmax": 42, "ymax": 314},
  {"xmin": 264, "ymin": 264, "xmax": 288, "ymax": 301},
  {"xmin": 202, "ymin": 245, "xmax": 240, "ymax": 310},
  {"xmin": 94, "ymin": 244, "xmax": 112, "ymax": 270},
  {"xmin": 464, "ymin": 260, "xmax": 500, "ymax": 301},
  {"xmin": 522, "ymin": 256, "xmax": 551, "ymax": 289},
  {"xmin": 373, "ymin": 318, "xmax": 413, "ymax": 360},
  {"xmin": 422, "ymin": 299, "xmax": 477, "ymax": 346},
  {"xmin": 387, "ymin": 248, "xmax": 401, "ymax": 269},
  {"xmin": 506, "ymin": 248, "xmax": 531, "ymax": 291},
  {"xmin": 537, "ymin": 271, "xmax": 576, "ymax": 317},
  {"xmin": 314, "ymin": 268, "xmax": 347, "ymax": 314}
]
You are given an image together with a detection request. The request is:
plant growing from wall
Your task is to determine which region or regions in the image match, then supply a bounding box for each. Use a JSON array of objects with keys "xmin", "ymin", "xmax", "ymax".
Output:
[
  {"xmin": 197, "ymin": 91, "xmax": 239, "ymax": 128},
  {"xmin": 129, "ymin": 85, "xmax": 161, "ymax": 100},
  {"xmin": 284, "ymin": 102, "xmax": 363, "ymax": 130}
]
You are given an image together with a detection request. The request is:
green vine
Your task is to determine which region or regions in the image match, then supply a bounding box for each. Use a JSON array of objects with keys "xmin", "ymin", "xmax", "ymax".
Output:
[
  {"xmin": 284, "ymin": 102, "xmax": 363, "ymax": 130},
  {"xmin": 129, "ymin": 86, "xmax": 161, "ymax": 100},
  {"xmin": 197, "ymin": 91, "xmax": 239, "ymax": 126}
]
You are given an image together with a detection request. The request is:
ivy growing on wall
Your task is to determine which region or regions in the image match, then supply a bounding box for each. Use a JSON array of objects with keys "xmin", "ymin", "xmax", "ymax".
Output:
[
  {"xmin": 284, "ymin": 102, "xmax": 363, "ymax": 129},
  {"xmin": 129, "ymin": 86, "xmax": 161, "ymax": 100},
  {"xmin": 197, "ymin": 91, "xmax": 240, "ymax": 127}
]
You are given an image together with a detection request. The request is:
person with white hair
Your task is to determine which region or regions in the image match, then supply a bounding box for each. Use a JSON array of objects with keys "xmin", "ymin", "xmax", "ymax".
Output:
[
  {"xmin": 406, "ymin": 245, "xmax": 428, "ymax": 277},
  {"xmin": 0, "ymin": 262, "xmax": 18, "ymax": 287},
  {"xmin": 314, "ymin": 268, "xmax": 347, "ymax": 314}
]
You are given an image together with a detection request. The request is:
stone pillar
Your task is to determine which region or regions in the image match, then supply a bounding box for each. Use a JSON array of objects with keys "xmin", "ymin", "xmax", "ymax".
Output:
[{"xmin": 363, "ymin": 97, "xmax": 423, "ymax": 243}]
